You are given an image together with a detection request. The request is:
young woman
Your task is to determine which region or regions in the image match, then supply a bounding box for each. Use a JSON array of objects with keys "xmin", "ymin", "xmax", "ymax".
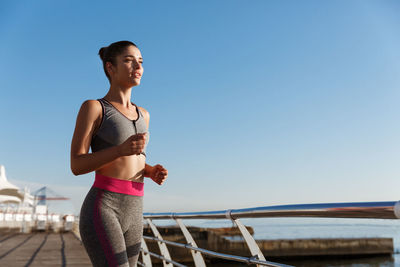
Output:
[{"xmin": 70, "ymin": 40, "xmax": 168, "ymax": 267}]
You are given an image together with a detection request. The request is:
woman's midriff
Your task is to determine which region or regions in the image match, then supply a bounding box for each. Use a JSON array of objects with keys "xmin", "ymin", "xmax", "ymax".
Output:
[{"xmin": 96, "ymin": 154, "xmax": 146, "ymax": 182}]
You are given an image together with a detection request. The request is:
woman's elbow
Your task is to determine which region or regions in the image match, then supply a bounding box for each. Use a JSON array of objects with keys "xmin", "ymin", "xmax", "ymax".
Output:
[
  {"xmin": 71, "ymin": 166, "xmax": 80, "ymax": 176},
  {"xmin": 70, "ymin": 160, "xmax": 83, "ymax": 176},
  {"xmin": 71, "ymin": 169, "xmax": 80, "ymax": 176}
]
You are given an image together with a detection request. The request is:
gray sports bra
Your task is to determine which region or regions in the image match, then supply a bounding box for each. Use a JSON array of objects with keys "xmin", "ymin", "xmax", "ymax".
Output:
[{"xmin": 90, "ymin": 98, "xmax": 149, "ymax": 156}]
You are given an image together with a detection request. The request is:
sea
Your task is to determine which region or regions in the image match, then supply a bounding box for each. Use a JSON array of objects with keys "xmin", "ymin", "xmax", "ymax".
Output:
[{"xmin": 153, "ymin": 217, "xmax": 400, "ymax": 266}]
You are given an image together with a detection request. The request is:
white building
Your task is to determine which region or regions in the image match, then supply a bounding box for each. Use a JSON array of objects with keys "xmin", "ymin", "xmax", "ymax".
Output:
[{"xmin": 0, "ymin": 165, "xmax": 34, "ymax": 209}]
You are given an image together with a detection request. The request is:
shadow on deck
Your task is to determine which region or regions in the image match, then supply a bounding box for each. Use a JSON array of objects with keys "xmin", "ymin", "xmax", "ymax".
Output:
[{"xmin": 0, "ymin": 229, "xmax": 91, "ymax": 266}]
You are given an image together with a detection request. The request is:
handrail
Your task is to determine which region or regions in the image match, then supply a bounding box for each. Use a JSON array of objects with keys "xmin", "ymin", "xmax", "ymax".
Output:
[
  {"xmin": 143, "ymin": 236, "xmax": 292, "ymax": 267},
  {"xmin": 141, "ymin": 201, "xmax": 400, "ymax": 267},
  {"xmin": 141, "ymin": 249, "xmax": 187, "ymax": 267},
  {"xmin": 143, "ymin": 201, "xmax": 400, "ymax": 219}
]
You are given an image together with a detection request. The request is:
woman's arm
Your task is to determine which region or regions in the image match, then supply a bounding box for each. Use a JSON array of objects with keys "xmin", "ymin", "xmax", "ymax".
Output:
[
  {"xmin": 144, "ymin": 164, "xmax": 153, "ymax": 178},
  {"xmin": 144, "ymin": 164, "xmax": 168, "ymax": 185},
  {"xmin": 138, "ymin": 106, "xmax": 168, "ymax": 185},
  {"xmin": 71, "ymin": 100, "xmax": 147, "ymax": 175},
  {"xmin": 70, "ymin": 100, "xmax": 120, "ymax": 175}
]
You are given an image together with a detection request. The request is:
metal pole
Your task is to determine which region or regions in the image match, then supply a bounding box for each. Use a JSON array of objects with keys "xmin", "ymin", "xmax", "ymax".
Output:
[
  {"xmin": 146, "ymin": 218, "xmax": 173, "ymax": 267},
  {"xmin": 175, "ymin": 218, "xmax": 206, "ymax": 267},
  {"xmin": 141, "ymin": 237, "xmax": 152, "ymax": 267}
]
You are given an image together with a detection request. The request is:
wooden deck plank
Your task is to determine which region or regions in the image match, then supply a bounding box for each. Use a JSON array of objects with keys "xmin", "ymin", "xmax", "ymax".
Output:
[
  {"xmin": 28, "ymin": 233, "xmax": 61, "ymax": 266},
  {"xmin": 63, "ymin": 233, "xmax": 92, "ymax": 266},
  {"xmin": 0, "ymin": 233, "xmax": 38, "ymax": 265},
  {"xmin": 0, "ymin": 232, "xmax": 91, "ymax": 267}
]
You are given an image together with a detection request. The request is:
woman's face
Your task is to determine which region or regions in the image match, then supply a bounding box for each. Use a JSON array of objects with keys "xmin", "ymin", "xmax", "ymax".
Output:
[{"xmin": 108, "ymin": 45, "xmax": 143, "ymax": 87}]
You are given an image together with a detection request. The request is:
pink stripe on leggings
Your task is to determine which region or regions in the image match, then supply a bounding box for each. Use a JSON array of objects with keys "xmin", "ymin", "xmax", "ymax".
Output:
[
  {"xmin": 93, "ymin": 173, "xmax": 144, "ymax": 196},
  {"xmin": 93, "ymin": 190, "xmax": 118, "ymax": 266}
]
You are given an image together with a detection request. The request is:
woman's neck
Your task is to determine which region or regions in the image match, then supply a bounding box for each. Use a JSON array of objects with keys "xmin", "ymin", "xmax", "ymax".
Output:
[{"xmin": 105, "ymin": 85, "xmax": 133, "ymax": 107}]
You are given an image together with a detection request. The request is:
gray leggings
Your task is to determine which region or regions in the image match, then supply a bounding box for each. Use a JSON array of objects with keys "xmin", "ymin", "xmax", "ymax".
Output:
[{"xmin": 79, "ymin": 187, "xmax": 143, "ymax": 267}]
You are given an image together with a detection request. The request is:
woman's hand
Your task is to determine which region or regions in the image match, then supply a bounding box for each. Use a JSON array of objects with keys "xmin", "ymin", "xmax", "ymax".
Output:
[
  {"xmin": 149, "ymin": 164, "xmax": 168, "ymax": 185},
  {"xmin": 117, "ymin": 133, "xmax": 147, "ymax": 156}
]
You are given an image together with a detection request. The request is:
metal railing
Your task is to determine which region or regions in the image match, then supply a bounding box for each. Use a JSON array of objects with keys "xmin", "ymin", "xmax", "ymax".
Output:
[{"xmin": 139, "ymin": 201, "xmax": 400, "ymax": 267}]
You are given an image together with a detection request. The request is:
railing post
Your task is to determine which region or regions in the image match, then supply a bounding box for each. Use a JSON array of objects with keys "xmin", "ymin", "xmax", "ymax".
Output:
[
  {"xmin": 226, "ymin": 210, "xmax": 266, "ymax": 266},
  {"xmin": 175, "ymin": 218, "xmax": 206, "ymax": 267},
  {"xmin": 146, "ymin": 218, "xmax": 173, "ymax": 267},
  {"xmin": 141, "ymin": 237, "xmax": 152, "ymax": 267}
]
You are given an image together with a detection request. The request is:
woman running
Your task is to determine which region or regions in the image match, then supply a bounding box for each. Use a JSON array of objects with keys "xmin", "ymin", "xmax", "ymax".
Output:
[{"xmin": 70, "ymin": 40, "xmax": 168, "ymax": 267}]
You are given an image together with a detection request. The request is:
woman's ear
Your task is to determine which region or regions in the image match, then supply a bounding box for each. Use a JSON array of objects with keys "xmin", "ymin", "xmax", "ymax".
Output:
[{"xmin": 106, "ymin": 62, "xmax": 114, "ymax": 76}]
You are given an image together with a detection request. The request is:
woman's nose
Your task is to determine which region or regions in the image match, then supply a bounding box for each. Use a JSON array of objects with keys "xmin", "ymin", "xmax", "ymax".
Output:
[{"xmin": 133, "ymin": 61, "xmax": 141, "ymax": 69}]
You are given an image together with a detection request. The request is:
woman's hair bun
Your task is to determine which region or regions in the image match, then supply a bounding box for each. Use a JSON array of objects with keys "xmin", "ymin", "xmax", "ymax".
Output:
[{"xmin": 98, "ymin": 47, "xmax": 108, "ymax": 61}]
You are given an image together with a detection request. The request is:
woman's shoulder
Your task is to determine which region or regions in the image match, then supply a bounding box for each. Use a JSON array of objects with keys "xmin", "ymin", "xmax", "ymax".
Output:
[
  {"xmin": 80, "ymin": 99, "xmax": 102, "ymax": 109},
  {"xmin": 78, "ymin": 99, "xmax": 103, "ymax": 119},
  {"xmin": 138, "ymin": 106, "xmax": 150, "ymax": 125},
  {"xmin": 138, "ymin": 106, "xmax": 149, "ymax": 116}
]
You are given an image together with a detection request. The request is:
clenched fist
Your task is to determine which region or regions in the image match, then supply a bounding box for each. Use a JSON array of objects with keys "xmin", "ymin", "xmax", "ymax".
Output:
[
  {"xmin": 117, "ymin": 133, "xmax": 147, "ymax": 156},
  {"xmin": 149, "ymin": 164, "xmax": 168, "ymax": 185}
]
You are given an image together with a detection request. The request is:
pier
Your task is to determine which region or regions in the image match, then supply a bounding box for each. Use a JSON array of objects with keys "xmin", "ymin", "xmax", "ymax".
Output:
[
  {"xmin": 0, "ymin": 157, "xmax": 395, "ymax": 266},
  {"xmin": 0, "ymin": 224, "xmax": 393, "ymax": 266},
  {"xmin": 1, "ymin": 170, "xmax": 399, "ymax": 267}
]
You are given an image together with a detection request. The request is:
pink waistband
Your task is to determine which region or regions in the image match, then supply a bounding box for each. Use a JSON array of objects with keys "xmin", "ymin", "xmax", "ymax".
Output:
[{"xmin": 93, "ymin": 173, "xmax": 144, "ymax": 196}]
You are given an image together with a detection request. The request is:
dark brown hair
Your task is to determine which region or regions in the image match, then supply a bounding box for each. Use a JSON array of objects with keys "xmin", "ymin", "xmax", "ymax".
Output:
[{"xmin": 98, "ymin": 41, "xmax": 138, "ymax": 81}]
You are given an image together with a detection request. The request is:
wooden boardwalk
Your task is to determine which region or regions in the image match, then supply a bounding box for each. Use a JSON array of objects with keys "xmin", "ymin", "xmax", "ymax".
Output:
[{"xmin": 0, "ymin": 231, "xmax": 92, "ymax": 266}]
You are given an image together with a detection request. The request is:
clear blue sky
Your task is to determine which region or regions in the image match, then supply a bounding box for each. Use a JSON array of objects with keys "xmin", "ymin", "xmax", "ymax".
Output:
[{"xmin": 1, "ymin": 0, "xmax": 399, "ymax": 214}]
